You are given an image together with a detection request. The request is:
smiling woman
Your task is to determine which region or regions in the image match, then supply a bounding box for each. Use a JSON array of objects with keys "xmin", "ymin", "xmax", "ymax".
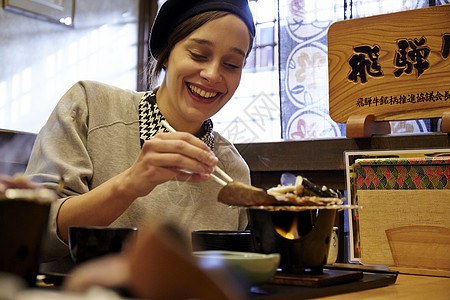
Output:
[{"xmin": 24, "ymin": 0, "xmax": 256, "ymax": 281}]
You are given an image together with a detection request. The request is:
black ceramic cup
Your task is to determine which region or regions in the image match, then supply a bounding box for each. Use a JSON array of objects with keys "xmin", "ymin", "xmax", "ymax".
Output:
[
  {"xmin": 0, "ymin": 200, "xmax": 50, "ymax": 286},
  {"xmin": 191, "ymin": 230, "xmax": 255, "ymax": 252},
  {"xmin": 69, "ymin": 226, "xmax": 137, "ymax": 264}
]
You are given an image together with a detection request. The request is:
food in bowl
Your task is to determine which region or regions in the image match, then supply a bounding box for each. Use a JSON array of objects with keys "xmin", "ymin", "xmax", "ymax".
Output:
[{"xmin": 266, "ymin": 176, "xmax": 342, "ymax": 205}]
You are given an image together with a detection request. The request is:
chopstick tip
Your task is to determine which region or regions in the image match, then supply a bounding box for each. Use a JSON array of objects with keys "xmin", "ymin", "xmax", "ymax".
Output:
[{"xmin": 161, "ymin": 120, "xmax": 176, "ymax": 133}]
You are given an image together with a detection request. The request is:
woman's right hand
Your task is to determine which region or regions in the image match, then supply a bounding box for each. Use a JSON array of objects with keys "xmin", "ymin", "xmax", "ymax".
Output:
[{"xmin": 118, "ymin": 131, "xmax": 218, "ymax": 199}]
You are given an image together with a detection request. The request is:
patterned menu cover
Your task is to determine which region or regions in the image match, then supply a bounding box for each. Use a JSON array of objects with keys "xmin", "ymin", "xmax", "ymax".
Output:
[
  {"xmin": 355, "ymin": 157, "xmax": 450, "ymax": 190},
  {"xmin": 355, "ymin": 156, "xmax": 450, "ymax": 265},
  {"xmin": 344, "ymin": 149, "xmax": 450, "ymax": 263}
]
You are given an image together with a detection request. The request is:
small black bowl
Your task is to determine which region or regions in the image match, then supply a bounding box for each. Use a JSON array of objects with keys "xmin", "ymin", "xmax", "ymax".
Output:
[
  {"xmin": 69, "ymin": 226, "xmax": 137, "ymax": 264},
  {"xmin": 191, "ymin": 230, "xmax": 255, "ymax": 252}
]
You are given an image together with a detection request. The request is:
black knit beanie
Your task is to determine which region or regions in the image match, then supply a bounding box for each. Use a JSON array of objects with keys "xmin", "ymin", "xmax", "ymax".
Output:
[{"xmin": 149, "ymin": 0, "xmax": 255, "ymax": 60}]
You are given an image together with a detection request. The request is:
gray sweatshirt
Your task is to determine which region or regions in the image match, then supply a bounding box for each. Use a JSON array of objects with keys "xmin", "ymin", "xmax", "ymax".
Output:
[{"xmin": 25, "ymin": 80, "xmax": 250, "ymax": 263}]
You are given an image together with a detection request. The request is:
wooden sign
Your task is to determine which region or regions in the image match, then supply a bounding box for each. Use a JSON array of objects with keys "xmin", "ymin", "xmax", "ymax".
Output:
[{"xmin": 328, "ymin": 5, "xmax": 450, "ymax": 126}]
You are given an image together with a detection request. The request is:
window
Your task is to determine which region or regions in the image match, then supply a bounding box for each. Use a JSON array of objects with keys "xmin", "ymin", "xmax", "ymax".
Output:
[
  {"xmin": 212, "ymin": 0, "xmax": 282, "ymax": 143},
  {"xmin": 245, "ymin": 0, "xmax": 278, "ymax": 69},
  {"xmin": 217, "ymin": 0, "xmax": 446, "ymax": 142},
  {"xmin": 277, "ymin": 0, "xmax": 442, "ymax": 141},
  {"xmin": 0, "ymin": 1, "xmax": 139, "ymax": 133}
]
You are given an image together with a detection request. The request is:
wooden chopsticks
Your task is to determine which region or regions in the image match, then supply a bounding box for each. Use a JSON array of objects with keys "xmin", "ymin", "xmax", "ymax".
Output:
[{"xmin": 161, "ymin": 120, "xmax": 233, "ymax": 186}]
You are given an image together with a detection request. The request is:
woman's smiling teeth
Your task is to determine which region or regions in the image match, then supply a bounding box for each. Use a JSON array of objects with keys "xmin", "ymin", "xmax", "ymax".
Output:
[{"xmin": 188, "ymin": 84, "xmax": 218, "ymax": 99}]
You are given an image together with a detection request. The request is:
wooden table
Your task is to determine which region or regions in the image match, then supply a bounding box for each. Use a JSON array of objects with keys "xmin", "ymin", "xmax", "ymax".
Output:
[
  {"xmin": 250, "ymin": 264, "xmax": 450, "ymax": 300},
  {"xmin": 317, "ymin": 273, "xmax": 450, "ymax": 300},
  {"xmin": 34, "ymin": 264, "xmax": 450, "ymax": 299}
]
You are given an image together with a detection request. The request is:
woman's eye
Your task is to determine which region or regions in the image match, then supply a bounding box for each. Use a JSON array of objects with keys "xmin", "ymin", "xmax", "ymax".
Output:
[
  {"xmin": 189, "ymin": 51, "xmax": 206, "ymax": 60},
  {"xmin": 225, "ymin": 63, "xmax": 240, "ymax": 70}
]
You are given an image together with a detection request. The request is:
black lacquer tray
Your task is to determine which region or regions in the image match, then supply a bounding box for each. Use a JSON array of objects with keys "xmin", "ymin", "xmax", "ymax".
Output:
[{"xmin": 249, "ymin": 266, "xmax": 398, "ymax": 299}]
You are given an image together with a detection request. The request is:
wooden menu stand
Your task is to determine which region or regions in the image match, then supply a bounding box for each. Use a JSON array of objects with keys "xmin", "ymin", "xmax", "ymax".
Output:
[{"xmin": 346, "ymin": 114, "xmax": 391, "ymax": 138}]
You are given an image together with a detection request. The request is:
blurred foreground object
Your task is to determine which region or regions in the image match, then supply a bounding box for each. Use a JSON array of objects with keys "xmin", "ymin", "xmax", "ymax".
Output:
[{"xmin": 64, "ymin": 223, "xmax": 245, "ymax": 300}]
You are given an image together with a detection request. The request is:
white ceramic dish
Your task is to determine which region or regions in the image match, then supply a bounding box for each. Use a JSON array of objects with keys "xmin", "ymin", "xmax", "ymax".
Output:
[{"xmin": 193, "ymin": 250, "xmax": 280, "ymax": 285}]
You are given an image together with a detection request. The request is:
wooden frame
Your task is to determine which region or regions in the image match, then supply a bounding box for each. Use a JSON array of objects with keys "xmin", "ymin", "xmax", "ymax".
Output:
[{"xmin": 3, "ymin": 0, "xmax": 75, "ymax": 27}]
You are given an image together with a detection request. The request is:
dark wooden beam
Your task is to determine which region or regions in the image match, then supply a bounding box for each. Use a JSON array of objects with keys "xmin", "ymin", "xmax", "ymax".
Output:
[
  {"xmin": 236, "ymin": 133, "xmax": 450, "ymax": 172},
  {"xmin": 137, "ymin": 0, "xmax": 158, "ymax": 91},
  {"xmin": 236, "ymin": 133, "xmax": 450, "ymax": 190}
]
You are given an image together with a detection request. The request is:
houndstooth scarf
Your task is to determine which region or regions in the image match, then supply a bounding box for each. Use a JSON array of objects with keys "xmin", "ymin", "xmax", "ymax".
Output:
[{"xmin": 139, "ymin": 90, "xmax": 215, "ymax": 150}]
